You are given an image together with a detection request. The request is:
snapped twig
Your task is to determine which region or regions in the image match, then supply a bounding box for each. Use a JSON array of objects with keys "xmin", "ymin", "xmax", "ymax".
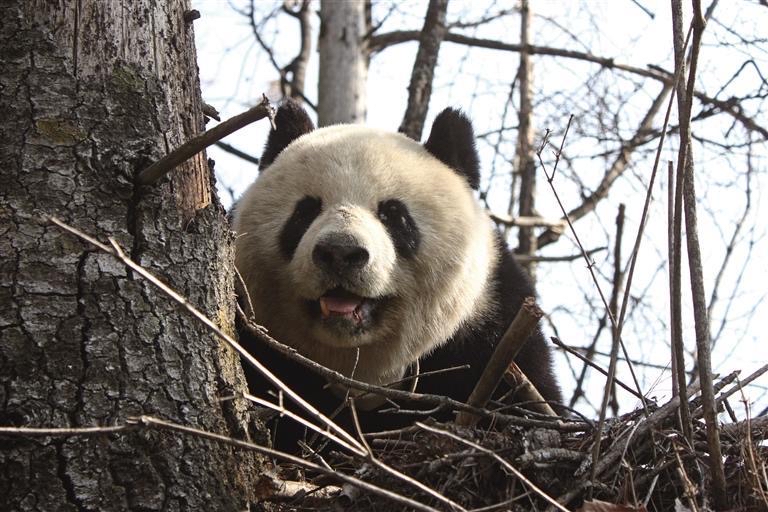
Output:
[{"xmin": 456, "ymin": 297, "xmax": 546, "ymax": 426}]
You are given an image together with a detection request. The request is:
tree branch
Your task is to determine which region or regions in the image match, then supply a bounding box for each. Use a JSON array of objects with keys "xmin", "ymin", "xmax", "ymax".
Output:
[
  {"xmin": 398, "ymin": 0, "xmax": 448, "ymax": 140},
  {"xmin": 370, "ymin": 31, "xmax": 768, "ymax": 139}
]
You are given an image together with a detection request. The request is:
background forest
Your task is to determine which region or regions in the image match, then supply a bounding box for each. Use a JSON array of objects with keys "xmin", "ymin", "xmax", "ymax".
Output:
[{"xmin": 194, "ymin": 0, "xmax": 768, "ymax": 418}]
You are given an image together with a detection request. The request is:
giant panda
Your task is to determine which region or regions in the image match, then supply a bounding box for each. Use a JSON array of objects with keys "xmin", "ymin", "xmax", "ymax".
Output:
[{"xmin": 233, "ymin": 100, "xmax": 560, "ymax": 447}]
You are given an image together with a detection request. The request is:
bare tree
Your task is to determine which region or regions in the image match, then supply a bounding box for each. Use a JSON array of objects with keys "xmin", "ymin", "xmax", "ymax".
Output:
[
  {"xmin": 513, "ymin": 0, "xmax": 538, "ymax": 278},
  {"xmin": 318, "ymin": 0, "xmax": 369, "ymax": 125},
  {"xmin": 0, "ymin": 1, "xmax": 260, "ymax": 508}
]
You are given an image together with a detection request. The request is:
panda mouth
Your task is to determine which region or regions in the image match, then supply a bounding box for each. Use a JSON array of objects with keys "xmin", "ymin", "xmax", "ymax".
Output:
[{"xmin": 313, "ymin": 288, "xmax": 380, "ymax": 329}]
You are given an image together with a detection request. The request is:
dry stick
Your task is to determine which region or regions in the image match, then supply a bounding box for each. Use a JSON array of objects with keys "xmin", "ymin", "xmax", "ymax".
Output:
[
  {"xmin": 456, "ymin": 297, "xmax": 545, "ymax": 426},
  {"xmin": 714, "ymin": 363, "xmax": 768, "ymax": 407},
  {"xmin": 503, "ymin": 363, "xmax": 557, "ymax": 416},
  {"xmin": 417, "ymin": 422, "xmax": 570, "ymax": 512},
  {"xmin": 673, "ymin": 442, "xmax": 701, "ymax": 512},
  {"xmin": 488, "ymin": 212, "xmax": 566, "ymax": 229},
  {"xmin": 608, "ymin": 204, "xmax": 626, "ymax": 415},
  {"xmin": 613, "ymin": 85, "xmax": 676, "ymax": 395},
  {"xmin": 137, "ymin": 95, "xmax": 274, "ymax": 185},
  {"xmin": 668, "ymin": 161, "xmax": 681, "ymax": 400},
  {"xmin": 514, "ymin": 246, "xmax": 606, "ymax": 265},
  {"xmin": 737, "ymin": 389, "xmax": 768, "ymax": 511},
  {"xmin": 48, "ymin": 215, "xmax": 366, "ymax": 456},
  {"xmin": 0, "ymin": 424, "xmax": 131, "ymax": 436},
  {"xmin": 666, "ymin": 1, "xmax": 719, "ymax": 438},
  {"xmin": 671, "ymin": 1, "xmax": 727, "ymax": 508}
]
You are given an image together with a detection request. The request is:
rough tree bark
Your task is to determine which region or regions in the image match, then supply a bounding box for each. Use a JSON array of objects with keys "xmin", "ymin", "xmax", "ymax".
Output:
[
  {"xmin": 514, "ymin": 0, "xmax": 538, "ymax": 278},
  {"xmin": 318, "ymin": 0, "xmax": 369, "ymax": 125},
  {"xmin": 0, "ymin": 1, "xmax": 261, "ymax": 509},
  {"xmin": 398, "ymin": 0, "xmax": 449, "ymax": 141}
]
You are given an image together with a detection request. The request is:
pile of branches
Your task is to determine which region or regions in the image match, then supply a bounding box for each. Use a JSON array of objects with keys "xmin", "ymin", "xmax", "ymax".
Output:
[{"xmin": 267, "ymin": 367, "xmax": 767, "ymax": 511}]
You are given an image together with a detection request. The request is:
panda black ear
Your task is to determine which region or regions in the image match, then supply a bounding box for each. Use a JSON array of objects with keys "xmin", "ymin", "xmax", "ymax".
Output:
[
  {"xmin": 259, "ymin": 99, "xmax": 315, "ymax": 170},
  {"xmin": 423, "ymin": 108, "xmax": 480, "ymax": 190}
]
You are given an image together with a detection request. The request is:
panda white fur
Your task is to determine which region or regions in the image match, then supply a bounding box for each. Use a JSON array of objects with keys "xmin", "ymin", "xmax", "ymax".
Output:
[{"xmin": 234, "ymin": 101, "xmax": 560, "ymax": 443}]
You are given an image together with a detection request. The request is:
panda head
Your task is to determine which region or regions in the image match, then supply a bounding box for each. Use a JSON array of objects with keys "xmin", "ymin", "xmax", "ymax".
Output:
[{"xmin": 234, "ymin": 101, "xmax": 497, "ymax": 387}]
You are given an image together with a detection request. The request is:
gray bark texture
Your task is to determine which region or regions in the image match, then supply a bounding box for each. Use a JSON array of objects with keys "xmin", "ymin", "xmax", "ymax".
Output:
[
  {"xmin": 514, "ymin": 0, "xmax": 537, "ymax": 277},
  {"xmin": 0, "ymin": 1, "xmax": 263, "ymax": 509},
  {"xmin": 398, "ymin": 0, "xmax": 448, "ymax": 141},
  {"xmin": 317, "ymin": 0, "xmax": 368, "ymax": 125}
]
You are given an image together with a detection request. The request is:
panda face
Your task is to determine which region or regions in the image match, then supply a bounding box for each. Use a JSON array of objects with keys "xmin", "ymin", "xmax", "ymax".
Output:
[{"xmin": 234, "ymin": 119, "xmax": 497, "ymax": 387}]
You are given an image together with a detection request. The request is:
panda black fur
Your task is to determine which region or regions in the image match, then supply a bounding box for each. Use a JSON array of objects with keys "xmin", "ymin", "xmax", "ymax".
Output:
[{"xmin": 234, "ymin": 101, "xmax": 561, "ymax": 446}]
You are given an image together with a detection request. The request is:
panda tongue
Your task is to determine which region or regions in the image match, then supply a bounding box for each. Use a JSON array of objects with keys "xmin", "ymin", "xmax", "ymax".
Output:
[{"xmin": 320, "ymin": 296, "xmax": 361, "ymax": 316}]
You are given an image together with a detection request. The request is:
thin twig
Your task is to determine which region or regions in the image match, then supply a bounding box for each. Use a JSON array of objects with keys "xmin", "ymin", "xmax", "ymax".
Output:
[
  {"xmin": 550, "ymin": 337, "xmax": 645, "ymax": 401},
  {"xmin": 503, "ymin": 363, "xmax": 557, "ymax": 416},
  {"xmin": 513, "ymin": 246, "xmax": 607, "ymax": 264},
  {"xmin": 236, "ymin": 392, "xmax": 361, "ymax": 453},
  {"xmin": 715, "ymin": 363, "xmax": 768, "ymax": 406},
  {"xmin": 0, "ymin": 424, "xmax": 131, "ymax": 436},
  {"xmin": 608, "ymin": 204, "xmax": 626, "ymax": 415},
  {"xmin": 138, "ymin": 95, "xmax": 273, "ymax": 185}
]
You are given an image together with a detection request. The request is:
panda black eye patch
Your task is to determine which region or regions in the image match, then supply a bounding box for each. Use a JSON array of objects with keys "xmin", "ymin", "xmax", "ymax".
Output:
[
  {"xmin": 280, "ymin": 196, "xmax": 322, "ymax": 259},
  {"xmin": 377, "ymin": 199, "xmax": 420, "ymax": 258}
]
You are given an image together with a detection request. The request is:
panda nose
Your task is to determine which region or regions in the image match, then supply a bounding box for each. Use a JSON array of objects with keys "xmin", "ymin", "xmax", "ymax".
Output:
[{"xmin": 312, "ymin": 239, "xmax": 370, "ymax": 274}]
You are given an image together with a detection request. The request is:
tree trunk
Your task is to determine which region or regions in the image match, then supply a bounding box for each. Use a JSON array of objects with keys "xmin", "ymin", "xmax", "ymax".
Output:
[
  {"xmin": 0, "ymin": 1, "xmax": 261, "ymax": 509},
  {"xmin": 514, "ymin": 0, "xmax": 537, "ymax": 279},
  {"xmin": 317, "ymin": 0, "xmax": 369, "ymax": 125}
]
